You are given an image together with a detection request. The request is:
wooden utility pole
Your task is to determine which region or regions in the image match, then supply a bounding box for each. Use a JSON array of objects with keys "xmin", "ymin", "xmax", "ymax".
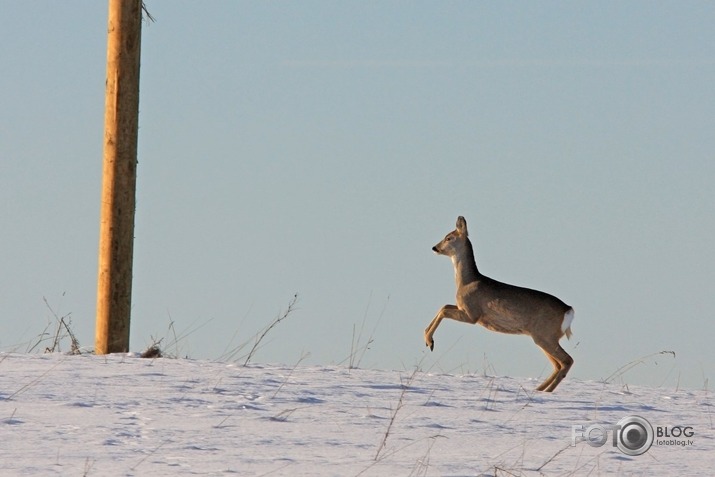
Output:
[{"xmin": 95, "ymin": 0, "xmax": 143, "ymax": 354}]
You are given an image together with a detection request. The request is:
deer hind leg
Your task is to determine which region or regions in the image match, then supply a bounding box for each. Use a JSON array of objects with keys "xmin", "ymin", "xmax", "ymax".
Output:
[
  {"xmin": 424, "ymin": 305, "xmax": 474, "ymax": 351},
  {"xmin": 534, "ymin": 340, "xmax": 573, "ymax": 392},
  {"xmin": 536, "ymin": 352, "xmax": 561, "ymax": 392}
]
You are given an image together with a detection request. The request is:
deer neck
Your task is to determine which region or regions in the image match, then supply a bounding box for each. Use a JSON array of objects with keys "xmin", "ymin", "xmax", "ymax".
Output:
[{"xmin": 452, "ymin": 239, "xmax": 480, "ymax": 288}]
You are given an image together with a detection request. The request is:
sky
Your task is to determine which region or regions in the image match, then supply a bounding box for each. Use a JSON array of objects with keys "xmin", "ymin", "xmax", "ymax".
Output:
[{"xmin": 2, "ymin": 1, "xmax": 714, "ymax": 389}]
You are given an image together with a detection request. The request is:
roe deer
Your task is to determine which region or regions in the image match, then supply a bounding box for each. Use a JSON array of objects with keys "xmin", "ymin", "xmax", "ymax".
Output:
[{"xmin": 425, "ymin": 216, "xmax": 574, "ymax": 392}]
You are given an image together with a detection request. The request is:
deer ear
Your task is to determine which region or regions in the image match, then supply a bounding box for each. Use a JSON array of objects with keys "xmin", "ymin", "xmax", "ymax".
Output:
[{"xmin": 456, "ymin": 216, "xmax": 468, "ymax": 236}]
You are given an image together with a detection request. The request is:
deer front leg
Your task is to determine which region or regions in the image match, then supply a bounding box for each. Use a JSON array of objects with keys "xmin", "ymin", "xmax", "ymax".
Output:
[{"xmin": 424, "ymin": 304, "xmax": 474, "ymax": 351}]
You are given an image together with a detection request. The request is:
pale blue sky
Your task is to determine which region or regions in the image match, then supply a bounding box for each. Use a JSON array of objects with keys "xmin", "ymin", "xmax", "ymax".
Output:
[{"xmin": 2, "ymin": 2, "xmax": 714, "ymax": 388}]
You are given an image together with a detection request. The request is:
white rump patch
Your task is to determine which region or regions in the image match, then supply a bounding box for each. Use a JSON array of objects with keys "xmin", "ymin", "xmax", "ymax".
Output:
[{"xmin": 562, "ymin": 308, "xmax": 575, "ymax": 339}]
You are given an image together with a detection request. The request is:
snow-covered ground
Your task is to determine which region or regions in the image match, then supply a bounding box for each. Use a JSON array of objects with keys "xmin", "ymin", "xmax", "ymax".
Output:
[{"xmin": 1, "ymin": 353, "xmax": 712, "ymax": 476}]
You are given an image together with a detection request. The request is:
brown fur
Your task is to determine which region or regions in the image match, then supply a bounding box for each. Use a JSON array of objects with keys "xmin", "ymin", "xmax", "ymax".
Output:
[{"xmin": 425, "ymin": 216, "xmax": 574, "ymax": 392}]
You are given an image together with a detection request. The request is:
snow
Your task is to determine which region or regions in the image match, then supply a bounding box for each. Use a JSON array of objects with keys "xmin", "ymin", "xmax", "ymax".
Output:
[{"xmin": 1, "ymin": 353, "xmax": 712, "ymax": 476}]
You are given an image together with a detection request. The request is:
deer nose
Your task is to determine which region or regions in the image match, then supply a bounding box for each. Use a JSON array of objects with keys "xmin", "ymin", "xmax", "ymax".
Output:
[{"xmin": 432, "ymin": 246, "xmax": 439, "ymax": 253}]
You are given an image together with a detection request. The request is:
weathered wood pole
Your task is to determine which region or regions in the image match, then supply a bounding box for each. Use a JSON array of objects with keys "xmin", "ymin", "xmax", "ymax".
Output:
[{"xmin": 95, "ymin": 0, "xmax": 143, "ymax": 354}]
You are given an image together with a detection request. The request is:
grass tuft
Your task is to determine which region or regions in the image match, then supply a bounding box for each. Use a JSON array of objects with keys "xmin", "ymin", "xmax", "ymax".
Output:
[{"xmin": 243, "ymin": 294, "xmax": 299, "ymax": 366}]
